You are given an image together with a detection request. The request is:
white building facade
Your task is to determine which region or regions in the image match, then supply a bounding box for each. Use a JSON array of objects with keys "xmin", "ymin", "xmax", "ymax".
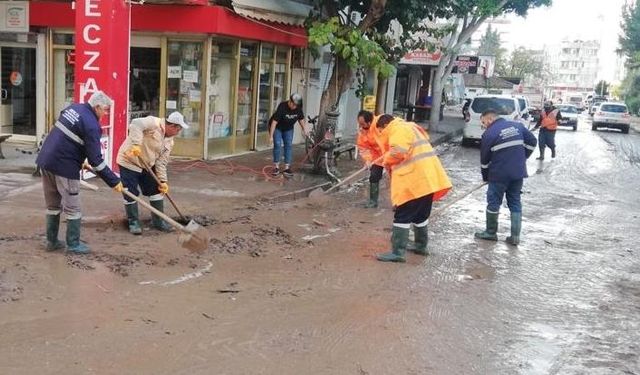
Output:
[{"xmin": 545, "ymin": 39, "xmax": 600, "ymax": 100}]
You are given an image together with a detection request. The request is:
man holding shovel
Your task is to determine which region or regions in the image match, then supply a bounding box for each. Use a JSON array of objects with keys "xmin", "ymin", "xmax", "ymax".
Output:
[
  {"xmin": 356, "ymin": 110, "xmax": 384, "ymax": 208},
  {"xmin": 116, "ymin": 112, "xmax": 188, "ymax": 234},
  {"xmin": 374, "ymin": 115, "xmax": 452, "ymax": 263},
  {"xmin": 36, "ymin": 91, "xmax": 124, "ymax": 254}
]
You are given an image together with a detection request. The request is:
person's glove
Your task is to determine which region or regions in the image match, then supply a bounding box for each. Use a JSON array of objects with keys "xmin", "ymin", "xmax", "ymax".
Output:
[
  {"xmin": 113, "ymin": 181, "xmax": 124, "ymax": 193},
  {"xmin": 128, "ymin": 145, "xmax": 142, "ymax": 157},
  {"xmin": 158, "ymin": 182, "xmax": 169, "ymax": 194},
  {"xmin": 481, "ymin": 168, "xmax": 488, "ymax": 182}
]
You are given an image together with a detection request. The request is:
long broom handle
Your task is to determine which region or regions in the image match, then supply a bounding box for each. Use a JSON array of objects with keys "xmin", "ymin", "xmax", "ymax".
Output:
[
  {"xmin": 138, "ymin": 158, "xmax": 187, "ymax": 221},
  {"xmin": 122, "ymin": 189, "xmax": 190, "ymax": 234},
  {"xmin": 325, "ymin": 155, "xmax": 384, "ymax": 194},
  {"xmin": 431, "ymin": 182, "xmax": 487, "ymax": 218}
]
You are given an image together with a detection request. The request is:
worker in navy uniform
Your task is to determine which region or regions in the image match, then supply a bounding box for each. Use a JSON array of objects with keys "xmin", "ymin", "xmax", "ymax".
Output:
[
  {"xmin": 36, "ymin": 91, "xmax": 123, "ymax": 254},
  {"xmin": 474, "ymin": 110, "xmax": 537, "ymax": 245}
]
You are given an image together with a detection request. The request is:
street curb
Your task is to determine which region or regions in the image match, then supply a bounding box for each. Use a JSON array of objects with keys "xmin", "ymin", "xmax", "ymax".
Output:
[{"xmin": 431, "ymin": 128, "xmax": 463, "ymax": 146}]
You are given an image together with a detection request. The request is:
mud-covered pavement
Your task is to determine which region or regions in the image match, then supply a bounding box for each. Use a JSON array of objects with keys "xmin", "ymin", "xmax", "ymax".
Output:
[{"xmin": 1, "ymin": 117, "xmax": 639, "ymax": 374}]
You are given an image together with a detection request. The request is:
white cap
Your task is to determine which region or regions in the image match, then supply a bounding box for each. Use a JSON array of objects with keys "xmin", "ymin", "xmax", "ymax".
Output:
[{"xmin": 166, "ymin": 111, "xmax": 189, "ymax": 129}]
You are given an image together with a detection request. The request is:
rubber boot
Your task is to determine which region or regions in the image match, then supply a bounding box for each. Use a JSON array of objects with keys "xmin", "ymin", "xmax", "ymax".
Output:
[
  {"xmin": 66, "ymin": 218, "xmax": 90, "ymax": 254},
  {"xmin": 551, "ymin": 148, "xmax": 556, "ymax": 158},
  {"xmin": 150, "ymin": 199, "xmax": 172, "ymax": 232},
  {"xmin": 474, "ymin": 211, "xmax": 499, "ymax": 241},
  {"xmin": 124, "ymin": 203, "xmax": 142, "ymax": 235},
  {"xmin": 506, "ymin": 212, "xmax": 522, "ymax": 246},
  {"xmin": 536, "ymin": 146, "xmax": 545, "ymax": 160},
  {"xmin": 364, "ymin": 182, "xmax": 379, "ymax": 208},
  {"xmin": 45, "ymin": 214, "xmax": 65, "ymax": 251},
  {"xmin": 376, "ymin": 226, "xmax": 408, "ymax": 263},
  {"xmin": 408, "ymin": 225, "xmax": 429, "ymax": 255}
]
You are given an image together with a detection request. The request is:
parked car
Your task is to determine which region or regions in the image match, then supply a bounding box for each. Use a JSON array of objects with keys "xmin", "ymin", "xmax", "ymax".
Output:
[
  {"xmin": 462, "ymin": 95, "xmax": 522, "ymax": 146},
  {"xmin": 589, "ymin": 99, "xmax": 606, "ymax": 116},
  {"xmin": 556, "ymin": 104, "xmax": 579, "ymax": 131},
  {"xmin": 592, "ymin": 102, "xmax": 631, "ymax": 134},
  {"xmin": 515, "ymin": 95, "xmax": 531, "ymax": 121}
]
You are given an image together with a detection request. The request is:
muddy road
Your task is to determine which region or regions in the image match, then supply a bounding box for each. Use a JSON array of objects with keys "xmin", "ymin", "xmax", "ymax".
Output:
[{"xmin": 1, "ymin": 117, "xmax": 639, "ymax": 374}]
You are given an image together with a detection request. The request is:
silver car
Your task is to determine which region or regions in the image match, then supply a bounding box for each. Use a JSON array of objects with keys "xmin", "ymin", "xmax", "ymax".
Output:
[{"xmin": 592, "ymin": 102, "xmax": 631, "ymax": 134}]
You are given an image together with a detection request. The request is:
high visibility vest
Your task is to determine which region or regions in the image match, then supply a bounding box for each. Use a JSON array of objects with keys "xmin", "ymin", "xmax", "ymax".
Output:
[
  {"xmin": 356, "ymin": 115, "xmax": 383, "ymax": 165},
  {"xmin": 541, "ymin": 109, "xmax": 559, "ymax": 130},
  {"xmin": 378, "ymin": 119, "xmax": 452, "ymax": 207}
]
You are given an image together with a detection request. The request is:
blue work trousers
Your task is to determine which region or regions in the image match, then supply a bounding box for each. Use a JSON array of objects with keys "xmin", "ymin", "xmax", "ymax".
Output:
[{"xmin": 486, "ymin": 179, "xmax": 523, "ymax": 214}]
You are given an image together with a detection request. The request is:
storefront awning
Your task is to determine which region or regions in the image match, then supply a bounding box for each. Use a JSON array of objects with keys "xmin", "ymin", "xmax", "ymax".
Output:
[{"xmin": 231, "ymin": 0, "xmax": 313, "ymax": 26}]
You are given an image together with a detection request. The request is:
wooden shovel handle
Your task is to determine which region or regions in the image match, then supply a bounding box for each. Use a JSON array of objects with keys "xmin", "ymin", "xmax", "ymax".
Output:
[
  {"xmin": 138, "ymin": 158, "xmax": 186, "ymax": 221},
  {"xmin": 325, "ymin": 155, "xmax": 384, "ymax": 194},
  {"xmin": 122, "ymin": 189, "xmax": 190, "ymax": 234}
]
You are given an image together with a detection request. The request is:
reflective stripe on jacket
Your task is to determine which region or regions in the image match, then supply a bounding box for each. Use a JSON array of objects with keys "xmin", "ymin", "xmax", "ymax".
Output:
[
  {"xmin": 356, "ymin": 115, "xmax": 383, "ymax": 166},
  {"xmin": 480, "ymin": 118, "xmax": 538, "ymax": 182},
  {"xmin": 116, "ymin": 116, "xmax": 174, "ymax": 181},
  {"xmin": 541, "ymin": 109, "xmax": 559, "ymax": 130},
  {"xmin": 378, "ymin": 119, "xmax": 452, "ymax": 206}
]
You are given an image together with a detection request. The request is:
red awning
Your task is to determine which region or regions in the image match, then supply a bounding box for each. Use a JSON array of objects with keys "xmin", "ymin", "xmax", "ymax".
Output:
[{"xmin": 30, "ymin": 1, "xmax": 307, "ymax": 47}]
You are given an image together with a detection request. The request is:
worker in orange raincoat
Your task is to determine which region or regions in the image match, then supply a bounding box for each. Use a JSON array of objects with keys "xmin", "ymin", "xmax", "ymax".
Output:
[
  {"xmin": 356, "ymin": 110, "xmax": 384, "ymax": 208},
  {"xmin": 374, "ymin": 115, "xmax": 452, "ymax": 263}
]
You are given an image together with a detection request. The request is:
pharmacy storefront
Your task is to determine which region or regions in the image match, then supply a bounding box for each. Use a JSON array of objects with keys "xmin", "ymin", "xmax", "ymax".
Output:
[{"xmin": 26, "ymin": 0, "xmax": 308, "ymax": 162}]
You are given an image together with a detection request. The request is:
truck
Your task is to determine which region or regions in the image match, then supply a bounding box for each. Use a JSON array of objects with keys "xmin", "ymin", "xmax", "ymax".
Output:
[
  {"xmin": 563, "ymin": 93, "xmax": 585, "ymax": 111},
  {"xmin": 519, "ymin": 87, "xmax": 544, "ymax": 120}
]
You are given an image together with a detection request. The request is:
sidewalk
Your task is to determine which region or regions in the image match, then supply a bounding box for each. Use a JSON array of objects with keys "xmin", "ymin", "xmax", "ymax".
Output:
[
  {"xmin": 631, "ymin": 116, "xmax": 640, "ymax": 133},
  {"xmin": 0, "ymin": 115, "xmax": 464, "ymax": 203}
]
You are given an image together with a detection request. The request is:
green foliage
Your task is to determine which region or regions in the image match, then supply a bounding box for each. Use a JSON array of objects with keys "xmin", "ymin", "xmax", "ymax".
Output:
[
  {"xmin": 501, "ymin": 46, "xmax": 549, "ymax": 84},
  {"xmin": 307, "ymin": 16, "xmax": 394, "ymax": 79},
  {"xmin": 619, "ymin": 1, "xmax": 640, "ymax": 60},
  {"xmin": 595, "ymin": 80, "xmax": 610, "ymax": 96}
]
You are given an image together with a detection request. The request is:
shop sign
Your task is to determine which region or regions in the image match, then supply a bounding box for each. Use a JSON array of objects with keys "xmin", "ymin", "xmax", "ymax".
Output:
[
  {"xmin": 452, "ymin": 56, "xmax": 479, "ymax": 74},
  {"xmin": 0, "ymin": 2, "xmax": 28, "ymax": 33},
  {"xmin": 75, "ymin": 0, "xmax": 131, "ymax": 171},
  {"xmin": 400, "ymin": 50, "xmax": 442, "ymax": 66},
  {"xmin": 363, "ymin": 95, "xmax": 376, "ymax": 112}
]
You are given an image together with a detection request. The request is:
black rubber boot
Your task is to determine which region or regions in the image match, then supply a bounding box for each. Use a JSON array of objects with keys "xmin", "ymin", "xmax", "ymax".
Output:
[
  {"xmin": 408, "ymin": 225, "xmax": 429, "ymax": 255},
  {"xmin": 66, "ymin": 218, "xmax": 90, "ymax": 254},
  {"xmin": 551, "ymin": 148, "xmax": 556, "ymax": 158},
  {"xmin": 474, "ymin": 211, "xmax": 499, "ymax": 241},
  {"xmin": 376, "ymin": 226, "xmax": 408, "ymax": 263},
  {"xmin": 124, "ymin": 203, "xmax": 142, "ymax": 235},
  {"xmin": 506, "ymin": 212, "xmax": 522, "ymax": 245},
  {"xmin": 45, "ymin": 214, "xmax": 65, "ymax": 251},
  {"xmin": 364, "ymin": 182, "xmax": 379, "ymax": 208},
  {"xmin": 150, "ymin": 199, "xmax": 172, "ymax": 232}
]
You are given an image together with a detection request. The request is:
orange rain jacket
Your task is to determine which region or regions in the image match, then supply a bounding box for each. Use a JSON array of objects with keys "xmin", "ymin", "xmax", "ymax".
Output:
[
  {"xmin": 540, "ymin": 109, "xmax": 559, "ymax": 130},
  {"xmin": 356, "ymin": 115, "xmax": 384, "ymax": 166},
  {"xmin": 377, "ymin": 118, "xmax": 452, "ymax": 207}
]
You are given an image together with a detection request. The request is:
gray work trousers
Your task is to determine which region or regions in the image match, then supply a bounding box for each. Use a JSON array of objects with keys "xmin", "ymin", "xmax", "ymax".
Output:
[{"xmin": 42, "ymin": 170, "xmax": 82, "ymax": 220}]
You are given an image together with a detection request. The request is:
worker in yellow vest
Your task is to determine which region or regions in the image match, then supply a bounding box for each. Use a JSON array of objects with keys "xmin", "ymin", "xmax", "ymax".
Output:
[{"xmin": 374, "ymin": 115, "xmax": 452, "ymax": 263}]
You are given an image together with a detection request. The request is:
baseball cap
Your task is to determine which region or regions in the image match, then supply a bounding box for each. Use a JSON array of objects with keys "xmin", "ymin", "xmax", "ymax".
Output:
[
  {"xmin": 290, "ymin": 93, "xmax": 302, "ymax": 106},
  {"xmin": 166, "ymin": 111, "xmax": 189, "ymax": 129}
]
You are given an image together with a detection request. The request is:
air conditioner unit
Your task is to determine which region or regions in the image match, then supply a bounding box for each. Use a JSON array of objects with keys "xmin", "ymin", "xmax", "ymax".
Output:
[{"xmin": 350, "ymin": 11, "xmax": 362, "ymax": 25}]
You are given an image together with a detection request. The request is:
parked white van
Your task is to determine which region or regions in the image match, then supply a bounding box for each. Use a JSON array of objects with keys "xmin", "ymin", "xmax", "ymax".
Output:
[{"xmin": 462, "ymin": 95, "xmax": 522, "ymax": 146}]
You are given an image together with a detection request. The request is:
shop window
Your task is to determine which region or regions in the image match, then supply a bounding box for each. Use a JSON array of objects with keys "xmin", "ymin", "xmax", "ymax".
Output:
[
  {"xmin": 207, "ymin": 39, "xmax": 237, "ymax": 157},
  {"xmin": 166, "ymin": 41, "xmax": 203, "ymax": 139},
  {"xmin": 235, "ymin": 42, "xmax": 257, "ymax": 152},
  {"xmin": 52, "ymin": 49, "xmax": 75, "ymax": 120},
  {"xmin": 257, "ymin": 44, "xmax": 274, "ymax": 135},
  {"xmin": 130, "ymin": 47, "xmax": 161, "ymax": 119}
]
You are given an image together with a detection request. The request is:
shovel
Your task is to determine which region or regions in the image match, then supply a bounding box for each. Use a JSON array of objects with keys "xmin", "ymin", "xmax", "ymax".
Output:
[
  {"xmin": 137, "ymin": 157, "xmax": 188, "ymax": 223},
  {"xmin": 122, "ymin": 189, "xmax": 210, "ymax": 253},
  {"xmin": 308, "ymin": 155, "xmax": 384, "ymax": 200}
]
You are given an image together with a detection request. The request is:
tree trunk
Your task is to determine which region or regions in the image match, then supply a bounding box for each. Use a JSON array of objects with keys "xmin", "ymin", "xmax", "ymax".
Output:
[
  {"xmin": 375, "ymin": 75, "xmax": 388, "ymax": 115},
  {"xmin": 311, "ymin": 56, "xmax": 353, "ymax": 173}
]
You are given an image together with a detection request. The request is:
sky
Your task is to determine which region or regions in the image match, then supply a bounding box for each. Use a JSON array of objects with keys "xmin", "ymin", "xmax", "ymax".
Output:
[{"xmin": 473, "ymin": 0, "xmax": 628, "ymax": 82}]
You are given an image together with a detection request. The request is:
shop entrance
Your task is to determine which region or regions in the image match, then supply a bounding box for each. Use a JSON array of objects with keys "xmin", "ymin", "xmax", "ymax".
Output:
[
  {"xmin": 0, "ymin": 45, "xmax": 36, "ymax": 137},
  {"xmin": 130, "ymin": 47, "xmax": 161, "ymax": 119}
]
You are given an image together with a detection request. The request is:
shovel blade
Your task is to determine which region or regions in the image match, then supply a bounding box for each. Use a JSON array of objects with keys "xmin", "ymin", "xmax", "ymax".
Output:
[{"xmin": 178, "ymin": 220, "xmax": 210, "ymax": 253}]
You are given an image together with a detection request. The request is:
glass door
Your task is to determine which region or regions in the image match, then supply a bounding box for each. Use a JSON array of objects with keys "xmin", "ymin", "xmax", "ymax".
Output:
[
  {"xmin": 234, "ymin": 42, "xmax": 257, "ymax": 153},
  {"xmin": 0, "ymin": 46, "xmax": 36, "ymax": 136},
  {"xmin": 166, "ymin": 40, "xmax": 205, "ymax": 158},
  {"xmin": 256, "ymin": 44, "xmax": 274, "ymax": 149},
  {"xmin": 130, "ymin": 47, "xmax": 161, "ymax": 120},
  {"xmin": 207, "ymin": 39, "xmax": 237, "ymax": 157}
]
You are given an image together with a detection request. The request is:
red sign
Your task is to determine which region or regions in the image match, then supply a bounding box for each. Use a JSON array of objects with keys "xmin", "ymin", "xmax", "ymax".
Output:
[
  {"xmin": 400, "ymin": 50, "xmax": 442, "ymax": 65},
  {"xmin": 75, "ymin": 0, "xmax": 131, "ymax": 170}
]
